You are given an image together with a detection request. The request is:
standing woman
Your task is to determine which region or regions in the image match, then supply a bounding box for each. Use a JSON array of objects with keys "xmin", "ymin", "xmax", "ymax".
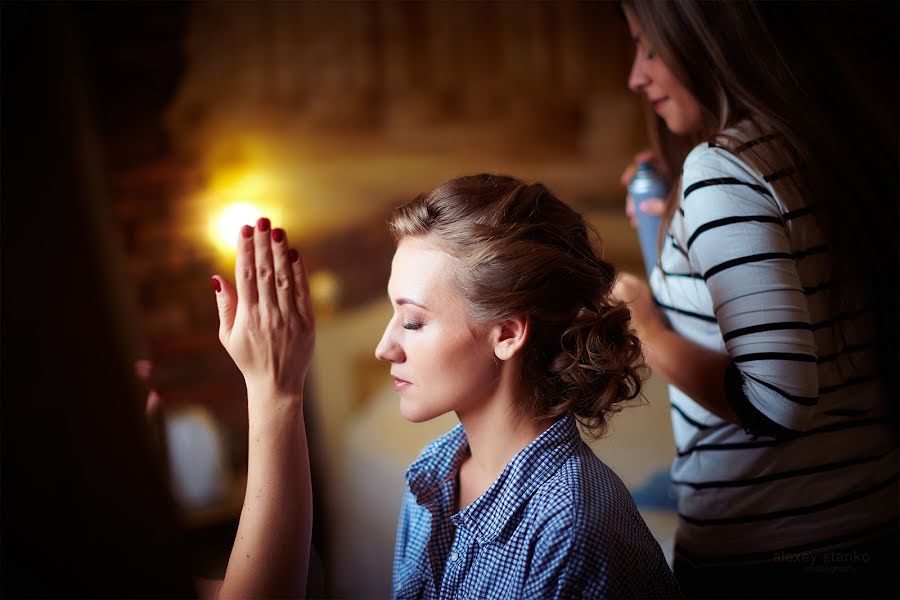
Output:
[{"xmin": 614, "ymin": 1, "xmax": 899, "ymax": 598}]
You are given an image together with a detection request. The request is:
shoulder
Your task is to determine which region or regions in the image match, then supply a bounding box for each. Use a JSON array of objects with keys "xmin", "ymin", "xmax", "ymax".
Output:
[
  {"xmin": 524, "ymin": 444, "xmax": 678, "ymax": 596},
  {"xmin": 683, "ymin": 141, "xmax": 765, "ymax": 186},
  {"xmin": 679, "ymin": 140, "xmax": 784, "ymax": 222},
  {"xmin": 528, "ymin": 442, "xmax": 644, "ymax": 544}
]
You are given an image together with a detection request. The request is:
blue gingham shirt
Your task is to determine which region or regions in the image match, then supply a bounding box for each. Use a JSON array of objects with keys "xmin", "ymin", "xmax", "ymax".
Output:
[{"xmin": 392, "ymin": 415, "xmax": 680, "ymax": 599}]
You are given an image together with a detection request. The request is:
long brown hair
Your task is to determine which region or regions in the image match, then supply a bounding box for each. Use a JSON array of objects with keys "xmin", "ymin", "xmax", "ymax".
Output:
[
  {"xmin": 389, "ymin": 174, "xmax": 648, "ymax": 436},
  {"xmin": 626, "ymin": 0, "xmax": 899, "ymax": 401}
]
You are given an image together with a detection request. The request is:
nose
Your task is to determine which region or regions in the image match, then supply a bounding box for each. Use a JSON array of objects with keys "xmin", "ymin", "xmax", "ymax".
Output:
[
  {"xmin": 628, "ymin": 53, "xmax": 649, "ymax": 93},
  {"xmin": 375, "ymin": 319, "xmax": 404, "ymax": 363}
]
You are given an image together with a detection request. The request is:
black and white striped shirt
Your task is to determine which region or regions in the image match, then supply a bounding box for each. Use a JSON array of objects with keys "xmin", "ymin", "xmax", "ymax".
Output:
[{"xmin": 651, "ymin": 135, "xmax": 899, "ymax": 567}]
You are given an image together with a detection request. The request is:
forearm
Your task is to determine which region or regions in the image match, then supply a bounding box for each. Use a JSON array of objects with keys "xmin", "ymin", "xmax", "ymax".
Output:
[
  {"xmin": 642, "ymin": 325, "xmax": 739, "ymax": 424},
  {"xmin": 219, "ymin": 389, "xmax": 312, "ymax": 599}
]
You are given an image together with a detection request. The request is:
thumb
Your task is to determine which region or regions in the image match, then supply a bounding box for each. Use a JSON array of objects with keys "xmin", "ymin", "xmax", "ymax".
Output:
[
  {"xmin": 634, "ymin": 149, "xmax": 655, "ymax": 163},
  {"xmin": 211, "ymin": 275, "xmax": 237, "ymax": 342}
]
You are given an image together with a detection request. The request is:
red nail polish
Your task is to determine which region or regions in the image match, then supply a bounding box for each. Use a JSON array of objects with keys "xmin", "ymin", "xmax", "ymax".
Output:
[
  {"xmin": 288, "ymin": 248, "xmax": 299, "ymax": 263},
  {"xmin": 272, "ymin": 228, "xmax": 285, "ymax": 243},
  {"xmin": 257, "ymin": 217, "xmax": 270, "ymax": 232},
  {"xmin": 241, "ymin": 225, "xmax": 253, "ymax": 238},
  {"xmin": 211, "ymin": 277, "xmax": 222, "ymax": 292}
]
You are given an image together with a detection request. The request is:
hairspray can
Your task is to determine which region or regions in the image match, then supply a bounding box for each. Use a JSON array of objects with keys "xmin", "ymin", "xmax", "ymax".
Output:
[{"xmin": 627, "ymin": 162, "xmax": 668, "ymax": 275}]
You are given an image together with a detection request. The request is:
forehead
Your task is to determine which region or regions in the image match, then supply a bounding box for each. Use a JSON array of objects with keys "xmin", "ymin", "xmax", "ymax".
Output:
[{"xmin": 387, "ymin": 237, "xmax": 457, "ymax": 301}]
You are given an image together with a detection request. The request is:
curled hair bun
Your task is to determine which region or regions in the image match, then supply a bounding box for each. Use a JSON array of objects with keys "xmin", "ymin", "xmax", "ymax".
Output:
[{"xmin": 545, "ymin": 298, "xmax": 648, "ymax": 437}]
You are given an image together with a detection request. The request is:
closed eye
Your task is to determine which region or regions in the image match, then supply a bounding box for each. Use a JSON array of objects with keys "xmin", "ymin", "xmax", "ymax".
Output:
[{"xmin": 403, "ymin": 321, "xmax": 423, "ymax": 331}]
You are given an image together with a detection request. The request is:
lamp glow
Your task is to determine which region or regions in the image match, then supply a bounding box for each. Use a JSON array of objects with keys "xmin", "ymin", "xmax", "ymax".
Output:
[{"xmin": 212, "ymin": 202, "xmax": 262, "ymax": 252}]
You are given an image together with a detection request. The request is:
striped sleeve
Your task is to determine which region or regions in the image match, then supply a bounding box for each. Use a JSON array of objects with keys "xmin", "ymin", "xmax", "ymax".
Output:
[{"xmin": 681, "ymin": 144, "xmax": 818, "ymax": 434}]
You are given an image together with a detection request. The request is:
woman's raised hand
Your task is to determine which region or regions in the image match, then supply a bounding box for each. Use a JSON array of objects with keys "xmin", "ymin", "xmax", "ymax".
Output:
[
  {"xmin": 620, "ymin": 149, "xmax": 666, "ymax": 227},
  {"xmin": 210, "ymin": 218, "xmax": 315, "ymax": 598},
  {"xmin": 611, "ymin": 272, "xmax": 666, "ymax": 341},
  {"xmin": 211, "ymin": 218, "xmax": 315, "ymax": 409}
]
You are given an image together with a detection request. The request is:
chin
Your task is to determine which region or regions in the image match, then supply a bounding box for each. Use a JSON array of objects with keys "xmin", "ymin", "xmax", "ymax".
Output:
[
  {"xmin": 663, "ymin": 112, "xmax": 703, "ymax": 136},
  {"xmin": 399, "ymin": 395, "xmax": 442, "ymax": 423},
  {"xmin": 663, "ymin": 117, "xmax": 689, "ymax": 136}
]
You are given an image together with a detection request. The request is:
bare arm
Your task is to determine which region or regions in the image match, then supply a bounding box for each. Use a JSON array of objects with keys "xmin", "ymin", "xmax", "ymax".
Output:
[
  {"xmin": 209, "ymin": 220, "xmax": 315, "ymax": 598},
  {"xmin": 219, "ymin": 387, "xmax": 312, "ymax": 598}
]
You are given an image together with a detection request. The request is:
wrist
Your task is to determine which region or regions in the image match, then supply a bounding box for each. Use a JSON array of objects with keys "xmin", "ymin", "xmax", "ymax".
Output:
[
  {"xmin": 633, "ymin": 307, "xmax": 665, "ymax": 340},
  {"xmin": 244, "ymin": 375, "xmax": 304, "ymax": 402},
  {"xmin": 245, "ymin": 379, "xmax": 304, "ymax": 427},
  {"xmin": 642, "ymin": 315, "xmax": 668, "ymax": 341}
]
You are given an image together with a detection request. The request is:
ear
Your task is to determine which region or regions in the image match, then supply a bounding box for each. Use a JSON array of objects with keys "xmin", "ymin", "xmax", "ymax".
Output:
[{"xmin": 492, "ymin": 316, "xmax": 529, "ymax": 361}]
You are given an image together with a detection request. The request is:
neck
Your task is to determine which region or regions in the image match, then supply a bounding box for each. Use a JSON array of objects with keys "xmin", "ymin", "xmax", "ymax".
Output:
[{"xmin": 455, "ymin": 373, "xmax": 552, "ymax": 484}]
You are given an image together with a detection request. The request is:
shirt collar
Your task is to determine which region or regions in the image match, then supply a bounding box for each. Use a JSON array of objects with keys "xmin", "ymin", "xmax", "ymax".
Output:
[
  {"xmin": 405, "ymin": 423, "xmax": 469, "ymax": 506},
  {"xmin": 405, "ymin": 414, "xmax": 581, "ymax": 544}
]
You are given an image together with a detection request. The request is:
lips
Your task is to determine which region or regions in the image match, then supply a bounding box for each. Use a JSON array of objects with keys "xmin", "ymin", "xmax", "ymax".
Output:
[
  {"xmin": 650, "ymin": 97, "xmax": 669, "ymax": 111},
  {"xmin": 392, "ymin": 375, "xmax": 411, "ymax": 391}
]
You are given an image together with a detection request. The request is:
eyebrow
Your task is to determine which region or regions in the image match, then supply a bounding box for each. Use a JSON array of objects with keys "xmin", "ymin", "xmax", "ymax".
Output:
[{"xmin": 396, "ymin": 297, "xmax": 429, "ymax": 311}]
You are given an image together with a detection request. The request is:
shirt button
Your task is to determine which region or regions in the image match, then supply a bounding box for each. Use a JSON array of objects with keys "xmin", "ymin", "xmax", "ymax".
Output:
[{"xmin": 449, "ymin": 551, "xmax": 460, "ymax": 562}]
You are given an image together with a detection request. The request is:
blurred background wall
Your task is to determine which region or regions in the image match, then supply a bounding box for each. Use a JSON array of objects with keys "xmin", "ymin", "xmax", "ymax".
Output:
[{"xmin": 7, "ymin": 1, "xmax": 893, "ymax": 597}]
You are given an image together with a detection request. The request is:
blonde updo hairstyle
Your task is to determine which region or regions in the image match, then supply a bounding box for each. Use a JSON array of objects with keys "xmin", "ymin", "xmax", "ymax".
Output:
[{"xmin": 389, "ymin": 174, "xmax": 647, "ymax": 436}]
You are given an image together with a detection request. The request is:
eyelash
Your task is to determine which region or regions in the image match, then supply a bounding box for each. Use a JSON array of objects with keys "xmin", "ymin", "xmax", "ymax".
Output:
[
  {"xmin": 403, "ymin": 321, "xmax": 423, "ymax": 331},
  {"xmin": 644, "ymin": 49, "xmax": 656, "ymax": 60}
]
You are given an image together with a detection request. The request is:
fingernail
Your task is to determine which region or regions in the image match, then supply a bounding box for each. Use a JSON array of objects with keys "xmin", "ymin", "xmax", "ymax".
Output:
[
  {"xmin": 288, "ymin": 248, "xmax": 299, "ymax": 263},
  {"xmin": 272, "ymin": 228, "xmax": 285, "ymax": 243},
  {"xmin": 211, "ymin": 277, "xmax": 221, "ymax": 292},
  {"xmin": 257, "ymin": 217, "xmax": 270, "ymax": 232},
  {"xmin": 241, "ymin": 225, "xmax": 253, "ymax": 238}
]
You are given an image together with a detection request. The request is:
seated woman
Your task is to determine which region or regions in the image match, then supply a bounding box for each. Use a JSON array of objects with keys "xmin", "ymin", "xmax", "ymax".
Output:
[
  {"xmin": 380, "ymin": 174, "xmax": 678, "ymax": 599},
  {"xmin": 209, "ymin": 174, "xmax": 678, "ymax": 598}
]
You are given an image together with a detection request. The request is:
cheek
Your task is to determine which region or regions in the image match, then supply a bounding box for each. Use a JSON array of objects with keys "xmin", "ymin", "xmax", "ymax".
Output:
[
  {"xmin": 398, "ymin": 328, "xmax": 497, "ymax": 421},
  {"xmin": 430, "ymin": 330, "xmax": 493, "ymax": 381},
  {"xmin": 661, "ymin": 73, "xmax": 701, "ymax": 125},
  {"xmin": 671, "ymin": 95, "xmax": 703, "ymax": 134},
  {"xmin": 415, "ymin": 328, "xmax": 496, "ymax": 396}
]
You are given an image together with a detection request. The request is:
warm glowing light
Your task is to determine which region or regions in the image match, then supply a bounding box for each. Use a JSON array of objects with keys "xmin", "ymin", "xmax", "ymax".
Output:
[
  {"xmin": 222, "ymin": 172, "xmax": 270, "ymax": 204},
  {"xmin": 211, "ymin": 202, "xmax": 262, "ymax": 252},
  {"xmin": 203, "ymin": 167, "xmax": 285, "ymax": 255}
]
